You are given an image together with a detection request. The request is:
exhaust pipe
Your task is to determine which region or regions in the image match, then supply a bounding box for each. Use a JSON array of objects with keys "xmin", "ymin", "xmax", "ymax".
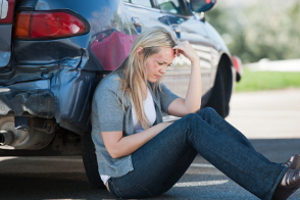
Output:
[
  {"xmin": 0, "ymin": 130, "xmax": 14, "ymax": 146},
  {"xmin": 0, "ymin": 117, "xmax": 55, "ymax": 150}
]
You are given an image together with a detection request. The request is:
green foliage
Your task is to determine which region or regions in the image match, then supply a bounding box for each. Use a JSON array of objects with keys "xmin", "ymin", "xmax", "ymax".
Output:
[
  {"xmin": 235, "ymin": 69, "xmax": 300, "ymax": 92},
  {"xmin": 206, "ymin": 1, "xmax": 300, "ymax": 63}
]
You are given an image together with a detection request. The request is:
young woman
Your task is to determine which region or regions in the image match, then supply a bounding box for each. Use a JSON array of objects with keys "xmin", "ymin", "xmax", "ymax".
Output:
[{"xmin": 91, "ymin": 27, "xmax": 300, "ymax": 200}]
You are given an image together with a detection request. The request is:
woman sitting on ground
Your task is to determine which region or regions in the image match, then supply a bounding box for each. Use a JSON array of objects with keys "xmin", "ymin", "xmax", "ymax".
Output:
[{"xmin": 91, "ymin": 27, "xmax": 300, "ymax": 200}]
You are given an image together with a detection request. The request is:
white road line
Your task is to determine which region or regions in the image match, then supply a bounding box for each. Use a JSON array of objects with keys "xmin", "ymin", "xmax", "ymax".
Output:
[
  {"xmin": 174, "ymin": 180, "xmax": 228, "ymax": 187},
  {"xmin": 190, "ymin": 163, "xmax": 215, "ymax": 168}
]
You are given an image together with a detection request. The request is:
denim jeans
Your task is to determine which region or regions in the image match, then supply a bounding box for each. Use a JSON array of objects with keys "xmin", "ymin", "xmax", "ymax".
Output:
[{"xmin": 108, "ymin": 107, "xmax": 287, "ymax": 200}]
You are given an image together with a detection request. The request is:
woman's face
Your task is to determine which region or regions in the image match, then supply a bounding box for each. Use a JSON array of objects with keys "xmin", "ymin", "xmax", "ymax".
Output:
[{"xmin": 144, "ymin": 47, "xmax": 175, "ymax": 83}]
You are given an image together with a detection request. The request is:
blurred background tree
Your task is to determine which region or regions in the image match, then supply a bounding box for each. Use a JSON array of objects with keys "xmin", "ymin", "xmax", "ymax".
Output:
[{"xmin": 206, "ymin": 0, "xmax": 300, "ymax": 63}]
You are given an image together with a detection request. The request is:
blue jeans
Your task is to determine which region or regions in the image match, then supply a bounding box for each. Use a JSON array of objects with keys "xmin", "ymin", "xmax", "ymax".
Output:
[{"xmin": 108, "ymin": 107, "xmax": 287, "ymax": 200}]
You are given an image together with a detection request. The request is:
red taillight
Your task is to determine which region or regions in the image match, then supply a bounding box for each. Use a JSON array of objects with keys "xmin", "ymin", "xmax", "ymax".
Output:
[
  {"xmin": 232, "ymin": 56, "xmax": 242, "ymax": 82},
  {"xmin": 14, "ymin": 11, "xmax": 89, "ymax": 39},
  {"xmin": 232, "ymin": 56, "xmax": 242, "ymax": 73}
]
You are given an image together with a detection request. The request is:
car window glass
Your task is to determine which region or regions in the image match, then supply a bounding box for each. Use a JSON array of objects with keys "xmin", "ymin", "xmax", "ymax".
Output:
[
  {"xmin": 130, "ymin": 0, "xmax": 152, "ymax": 8},
  {"xmin": 156, "ymin": 0, "xmax": 182, "ymax": 14}
]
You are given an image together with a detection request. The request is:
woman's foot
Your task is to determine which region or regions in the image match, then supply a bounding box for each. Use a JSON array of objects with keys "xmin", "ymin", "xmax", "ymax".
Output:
[
  {"xmin": 272, "ymin": 168, "xmax": 300, "ymax": 200},
  {"xmin": 284, "ymin": 154, "xmax": 300, "ymax": 169}
]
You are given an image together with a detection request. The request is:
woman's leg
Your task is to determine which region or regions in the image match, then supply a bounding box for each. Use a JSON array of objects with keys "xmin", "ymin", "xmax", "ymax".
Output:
[
  {"xmin": 109, "ymin": 107, "xmax": 287, "ymax": 200},
  {"xmin": 108, "ymin": 121, "xmax": 197, "ymax": 199},
  {"xmin": 188, "ymin": 107, "xmax": 287, "ymax": 200},
  {"xmin": 195, "ymin": 107, "xmax": 255, "ymax": 149}
]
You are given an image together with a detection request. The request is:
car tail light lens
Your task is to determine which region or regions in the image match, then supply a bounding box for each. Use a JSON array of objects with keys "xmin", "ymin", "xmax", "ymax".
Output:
[
  {"xmin": 232, "ymin": 56, "xmax": 242, "ymax": 82},
  {"xmin": 14, "ymin": 11, "xmax": 89, "ymax": 39},
  {"xmin": 232, "ymin": 56, "xmax": 242, "ymax": 73}
]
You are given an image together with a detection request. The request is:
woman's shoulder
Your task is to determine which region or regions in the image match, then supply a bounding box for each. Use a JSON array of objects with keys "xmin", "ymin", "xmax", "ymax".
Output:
[
  {"xmin": 92, "ymin": 73, "xmax": 122, "ymax": 102},
  {"xmin": 97, "ymin": 72, "xmax": 121, "ymax": 92}
]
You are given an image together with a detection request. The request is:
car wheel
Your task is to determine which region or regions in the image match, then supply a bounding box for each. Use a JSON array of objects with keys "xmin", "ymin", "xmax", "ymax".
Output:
[
  {"xmin": 207, "ymin": 61, "xmax": 232, "ymax": 118},
  {"xmin": 82, "ymin": 132, "xmax": 105, "ymax": 189}
]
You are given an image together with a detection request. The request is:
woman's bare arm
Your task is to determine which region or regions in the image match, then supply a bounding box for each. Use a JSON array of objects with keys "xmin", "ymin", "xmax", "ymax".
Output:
[
  {"xmin": 101, "ymin": 122, "xmax": 172, "ymax": 159},
  {"xmin": 168, "ymin": 41, "xmax": 202, "ymax": 117}
]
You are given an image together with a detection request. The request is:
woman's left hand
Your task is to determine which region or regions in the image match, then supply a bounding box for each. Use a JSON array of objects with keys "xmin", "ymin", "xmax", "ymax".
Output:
[{"xmin": 173, "ymin": 41, "xmax": 200, "ymax": 64}]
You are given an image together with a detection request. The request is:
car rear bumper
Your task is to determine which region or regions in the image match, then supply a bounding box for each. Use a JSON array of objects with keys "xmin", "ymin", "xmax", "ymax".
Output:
[
  {"xmin": 0, "ymin": 66, "xmax": 101, "ymax": 135},
  {"xmin": 0, "ymin": 80, "xmax": 55, "ymax": 117}
]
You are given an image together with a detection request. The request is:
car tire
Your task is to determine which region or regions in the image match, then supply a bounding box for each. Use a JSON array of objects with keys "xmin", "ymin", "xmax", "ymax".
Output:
[
  {"xmin": 82, "ymin": 132, "xmax": 106, "ymax": 189},
  {"xmin": 207, "ymin": 61, "xmax": 232, "ymax": 118}
]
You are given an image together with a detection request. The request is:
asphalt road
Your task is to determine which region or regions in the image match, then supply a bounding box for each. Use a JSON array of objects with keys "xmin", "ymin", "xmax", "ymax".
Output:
[{"xmin": 0, "ymin": 89, "xmax": 300, "ymax": 200}]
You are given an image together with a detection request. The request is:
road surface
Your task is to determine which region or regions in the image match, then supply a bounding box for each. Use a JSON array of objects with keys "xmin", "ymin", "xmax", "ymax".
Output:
[{"xmin": 0, "ymin": 89, "xmax": 300, "ymax": 199}]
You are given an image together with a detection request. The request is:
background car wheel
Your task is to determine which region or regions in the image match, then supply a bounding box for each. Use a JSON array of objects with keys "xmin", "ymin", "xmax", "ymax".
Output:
[
  {"xmin": 82, "ymin": 132, "xmax": 105, "ymax": 189},
  {"xmin": 207, "ymin": 60, "xmax": 233, "ymax": 118}
]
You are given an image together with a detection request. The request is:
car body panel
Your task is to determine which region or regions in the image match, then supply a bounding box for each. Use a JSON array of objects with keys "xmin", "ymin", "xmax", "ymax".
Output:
[{"xmin": 0, "ymin": 0, "xmax": 236, "ymax": 153}]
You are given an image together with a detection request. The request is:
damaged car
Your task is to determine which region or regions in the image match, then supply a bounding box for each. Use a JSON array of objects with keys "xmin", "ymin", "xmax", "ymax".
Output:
[{"xmin": 0, "ymin": 0, "xmax": 241, "ymax": 188}]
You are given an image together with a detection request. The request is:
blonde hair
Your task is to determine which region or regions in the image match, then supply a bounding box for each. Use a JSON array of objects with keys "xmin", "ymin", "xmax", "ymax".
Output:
[{"xmin": 117, "ymin": 27, "xmax": 177, "ymax": 129}]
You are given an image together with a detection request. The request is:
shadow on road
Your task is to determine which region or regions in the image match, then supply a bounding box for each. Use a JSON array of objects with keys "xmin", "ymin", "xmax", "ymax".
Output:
[{"xmin": 0, "ymin": 138, "xmax": 299, "ymax": 200}]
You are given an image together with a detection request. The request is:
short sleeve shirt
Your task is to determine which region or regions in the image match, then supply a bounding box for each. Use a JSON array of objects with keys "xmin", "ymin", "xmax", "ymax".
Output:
[{"xmin": 91, "ymin": 71, "xmax": 179, "ymax": 178}]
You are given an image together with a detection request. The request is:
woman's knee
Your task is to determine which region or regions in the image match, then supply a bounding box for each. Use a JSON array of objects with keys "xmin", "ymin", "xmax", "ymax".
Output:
[
  {"xmin": 183, "ymin": 113, "xmax": 199, "ymax": 122},
  {"xmin": 195, "ymin": 107, "xmax": 223, "ymax": 124},
  {"xmin": 181, "ymin": 113, "xmax": 202, "ymax": 133},
  {"xmin": 176, "ymin": 113, "xmax": 198, "ymax": 133},
  {"xmin": 196, "ymin": 107, "xmax": 218, "ymax": 117}
]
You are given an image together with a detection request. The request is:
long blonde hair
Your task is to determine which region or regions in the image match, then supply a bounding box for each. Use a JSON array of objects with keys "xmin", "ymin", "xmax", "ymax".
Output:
[{"xmin": 117, "ymin": 27, "xmax": 177, "ymax": 129}]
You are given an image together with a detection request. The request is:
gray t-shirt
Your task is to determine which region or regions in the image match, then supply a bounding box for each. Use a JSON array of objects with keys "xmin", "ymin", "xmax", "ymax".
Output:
[{"xmin": 91, "ymin": 71, "xmax": 179, "ymax": 178}]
